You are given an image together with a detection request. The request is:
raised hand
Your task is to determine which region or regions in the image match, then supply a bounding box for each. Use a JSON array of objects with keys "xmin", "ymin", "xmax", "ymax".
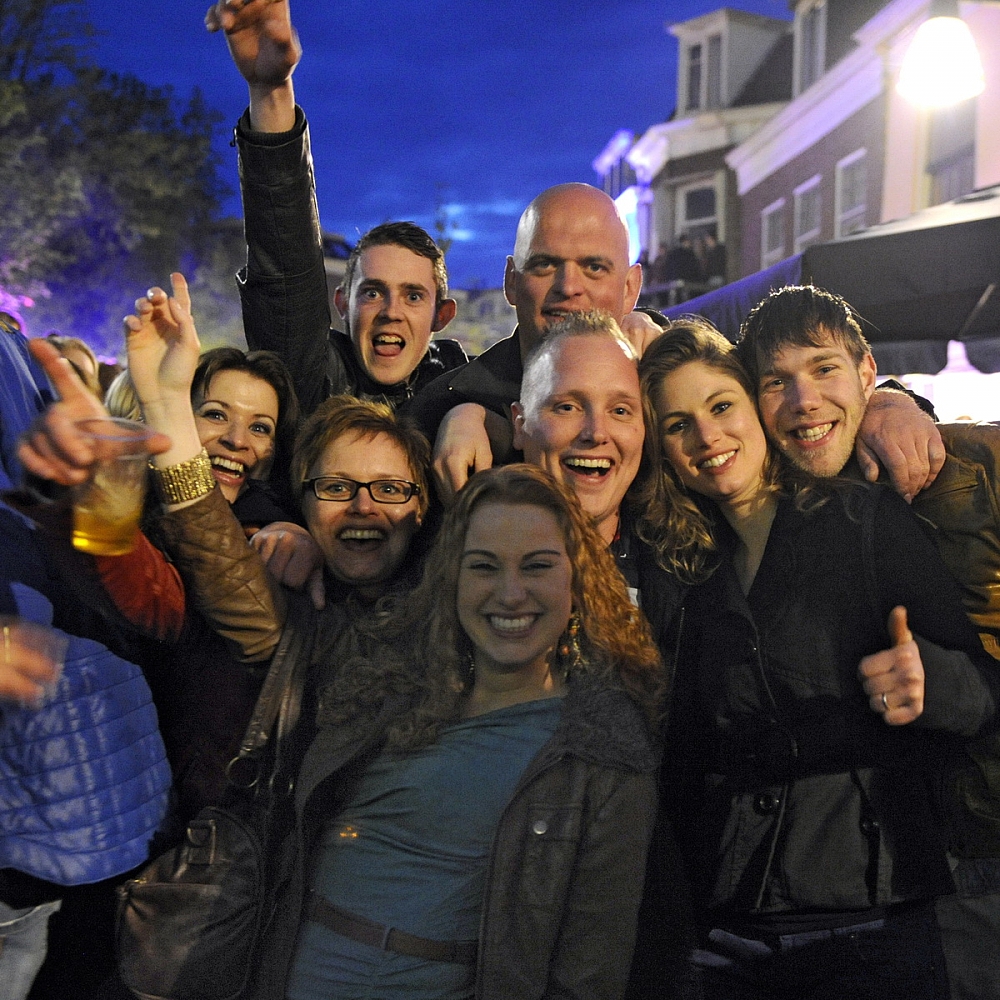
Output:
[
  {"xmin": 205, "ymin": 0, "xmax": 301, "ymax": 100},
  {"xmin": 858, "ymin": 606, "xmax": 924, "ymax": 725},
  {"xmin": 124, "ymin": 272, "xmax": 201, "ymax": 408},
  {"xmin": 124, "ymin": 272, "xmax": 204, "ymax": 469}
]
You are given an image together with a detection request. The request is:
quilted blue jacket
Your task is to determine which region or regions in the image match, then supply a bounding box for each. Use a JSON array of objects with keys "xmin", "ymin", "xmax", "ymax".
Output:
[{"xmin": 0, "ymin": 578, "xmax": 172, "ymax": 886}]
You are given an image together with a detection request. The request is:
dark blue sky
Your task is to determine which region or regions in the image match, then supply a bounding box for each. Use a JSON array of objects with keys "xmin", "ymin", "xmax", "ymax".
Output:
[{"xmin": 84, "ymin": 1, "xmax": 790, "ymax": 288}]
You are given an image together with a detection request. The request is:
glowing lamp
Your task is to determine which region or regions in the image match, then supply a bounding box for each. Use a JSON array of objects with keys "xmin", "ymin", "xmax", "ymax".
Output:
[{"xmin": 897, "ymin": 0, "xmax": 985, "ymax": 107}]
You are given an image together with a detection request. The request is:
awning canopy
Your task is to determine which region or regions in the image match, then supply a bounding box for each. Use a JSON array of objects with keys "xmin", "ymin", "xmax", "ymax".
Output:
[{"xmin": 661, "ymin": 185, "xmax": 1000, "ymax": 373}]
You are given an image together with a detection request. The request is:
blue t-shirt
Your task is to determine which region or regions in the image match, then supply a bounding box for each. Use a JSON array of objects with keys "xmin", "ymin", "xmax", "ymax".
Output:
[{"xmin": 286, "ymin": 697, "xmax": 562, "ymax": 1000}]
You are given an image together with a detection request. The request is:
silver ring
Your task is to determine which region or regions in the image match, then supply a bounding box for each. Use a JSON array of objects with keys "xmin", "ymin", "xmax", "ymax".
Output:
[{"xmin": 881, "ymin": 692, "xmax": 889, "ymax": 711}]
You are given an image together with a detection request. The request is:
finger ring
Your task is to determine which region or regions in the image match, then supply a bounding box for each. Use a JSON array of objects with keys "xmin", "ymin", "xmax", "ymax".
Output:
[{"xmin": 881, "ymin": 692, "xmax": 889, "ymax": 711}]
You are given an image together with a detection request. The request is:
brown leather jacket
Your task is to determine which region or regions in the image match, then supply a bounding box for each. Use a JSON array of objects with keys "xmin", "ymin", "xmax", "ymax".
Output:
[
  {"xmin": 911, "ymin": 423, "xmax": 1000, "ymax": 857},
  {"xmin": 913, "ymin": 423, "xmax": 1000, "ymax": 658}
]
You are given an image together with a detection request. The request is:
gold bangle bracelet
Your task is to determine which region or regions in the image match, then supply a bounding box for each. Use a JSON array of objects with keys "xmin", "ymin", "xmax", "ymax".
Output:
[{"xmin": 151, "ymin": 448, "xmax": 215, "ymax": 505}]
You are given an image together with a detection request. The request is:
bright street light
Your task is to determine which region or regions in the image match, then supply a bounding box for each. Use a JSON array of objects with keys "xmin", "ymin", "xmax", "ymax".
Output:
[{"xmin": 897, "ymin": 0, "xmax": 985, "ymax": 107}]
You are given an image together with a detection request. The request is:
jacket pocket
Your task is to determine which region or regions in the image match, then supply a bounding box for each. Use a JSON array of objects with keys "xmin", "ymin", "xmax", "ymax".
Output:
[{"xmin": 519, "ymin": 803, "xmax": 583, "ymax": 910}]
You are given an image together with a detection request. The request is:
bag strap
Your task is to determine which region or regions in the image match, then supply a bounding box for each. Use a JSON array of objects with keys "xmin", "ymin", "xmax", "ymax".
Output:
[{"xmin": 225, "ymin": 593, "xmax": 316, "ymax": 790}]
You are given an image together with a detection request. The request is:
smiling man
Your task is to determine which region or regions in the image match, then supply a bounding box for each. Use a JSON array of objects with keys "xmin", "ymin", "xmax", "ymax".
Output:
[
  {"xmin": 512, "ymin": 311, "xmax": 646, "ymax": 602},
  {"xmin": 411, "ymin": 183, "xmax": 667, "ymax": 500},
  {"xmin": 736, "ymin": 282, "xmax": 1000, "ymax": 1000},
  {"xmin": 208, "ymin": 0, "xmax": 465, "ymax": 416}
]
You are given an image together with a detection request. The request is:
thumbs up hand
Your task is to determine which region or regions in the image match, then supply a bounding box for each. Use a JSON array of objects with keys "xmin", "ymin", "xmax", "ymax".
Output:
[{"xmin": 858, "ymin": 606, "xmax": 924, "ymax": 725}]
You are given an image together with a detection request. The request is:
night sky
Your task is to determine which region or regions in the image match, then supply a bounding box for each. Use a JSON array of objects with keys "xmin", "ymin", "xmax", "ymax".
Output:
[{"xmin": 83, "ymin": 1, "xmax": 791, "ymax": 288}]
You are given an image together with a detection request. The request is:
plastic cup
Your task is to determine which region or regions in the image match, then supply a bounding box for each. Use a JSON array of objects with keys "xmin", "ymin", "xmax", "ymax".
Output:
[
  {"xmin": 0, "ymin": 616, "xmax": 68, "ymax": 707},
  {"xmin": 72, "ymin": 417, "xmax": 156, "ymax": 556}
]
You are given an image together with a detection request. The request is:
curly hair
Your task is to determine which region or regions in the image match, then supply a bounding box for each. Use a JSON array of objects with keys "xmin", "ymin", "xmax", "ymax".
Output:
[
  {"xmin": 321, "ymin": 465, "xmax": 663, "ymax": 749},
  {"xmin": 636, "ymin": 317, "xmax": 782, "ymax": 581},
  {"xmin": 192, "ymin": 347, "xmax": 301, "ymax": 485}
]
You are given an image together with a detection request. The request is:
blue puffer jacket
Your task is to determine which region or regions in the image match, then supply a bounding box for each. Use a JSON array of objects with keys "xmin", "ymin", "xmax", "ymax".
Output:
[{"xmin": 0, "ymin": 584, "xmax": 172, "ymax": 886}]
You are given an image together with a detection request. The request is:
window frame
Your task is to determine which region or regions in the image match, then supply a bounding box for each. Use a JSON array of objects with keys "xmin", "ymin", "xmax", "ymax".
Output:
[{"xmin": 761, "ymin": 198, "xmax": 786, "ymax": 269}]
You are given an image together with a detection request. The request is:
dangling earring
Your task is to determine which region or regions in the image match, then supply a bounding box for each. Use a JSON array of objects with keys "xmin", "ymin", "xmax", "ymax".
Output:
[{"xmin": 557, "ymin": 613, "xmax": 583, "ymax": 677}]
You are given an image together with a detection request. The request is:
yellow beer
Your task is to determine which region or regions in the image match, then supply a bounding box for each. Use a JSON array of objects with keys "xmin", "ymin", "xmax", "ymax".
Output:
[
  {"xmin": 72, "ymin": 502, "xmax": 142, "ymax": 556},
  {"xmin": 71, "ymin": 417, "xmax": 153, "ymax": 556}
]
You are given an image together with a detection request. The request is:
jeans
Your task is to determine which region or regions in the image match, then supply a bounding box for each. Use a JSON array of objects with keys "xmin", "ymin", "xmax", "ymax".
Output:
[
  {"xmin": 0, "ymin": 898, "xmax": 61, "ymax": 1000},
  {"xmin": 691, "ymin": 902, "xmax": 949, "ymax": 1000}
]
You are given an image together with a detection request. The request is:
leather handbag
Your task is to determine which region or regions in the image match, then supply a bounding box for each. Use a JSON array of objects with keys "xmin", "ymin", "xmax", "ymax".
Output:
[{"xmin": 115, "ymin": 594, "xmax": 315, "ymax": 1000}]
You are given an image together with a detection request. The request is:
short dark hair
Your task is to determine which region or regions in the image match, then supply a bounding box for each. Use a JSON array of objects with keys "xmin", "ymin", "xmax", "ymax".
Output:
[
  {"xmin": 192, "ymin": 347, "xmax": 301, "ymax": 483},
  {"xmin": 341, "ymin": 221, "xmax": 449, "ymax": 304},
  {"xmin": 737, "ymin": 284, "xmax": 871, "ymax": 386}
]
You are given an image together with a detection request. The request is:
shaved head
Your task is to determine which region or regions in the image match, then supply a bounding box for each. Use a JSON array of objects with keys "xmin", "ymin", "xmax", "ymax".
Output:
[
  {"xmin": 512, "ymin": 184, "xmax": 632, "ymax": 268},
  {"xmin": 505, "ymin": 183, "xmax": 641, "ymax": 359}
]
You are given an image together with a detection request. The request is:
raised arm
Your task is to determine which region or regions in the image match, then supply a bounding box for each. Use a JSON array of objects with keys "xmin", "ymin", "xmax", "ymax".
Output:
[
  {"xmin": 208, "ymin": 0, "xmax": 333, "ymax": 415},
  {"xmin": 126, "ymin": 273, "xmax": 287, "ymax": 661},
  {"xmin": 205, "ymin": 0, "xmax": 299, "ymax": 132}
]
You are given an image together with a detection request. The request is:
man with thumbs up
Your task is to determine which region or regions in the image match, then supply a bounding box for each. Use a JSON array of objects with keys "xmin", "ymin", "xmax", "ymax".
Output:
[{"xmin": 737, "ymin": 284, "xmax": 1000, "ymax": 1000}]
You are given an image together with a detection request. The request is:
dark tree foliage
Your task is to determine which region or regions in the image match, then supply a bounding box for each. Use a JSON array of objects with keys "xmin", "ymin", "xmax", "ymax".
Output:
[{"xmin": 0, "ymin": 0, "xmax": 244, "ymax": 355}]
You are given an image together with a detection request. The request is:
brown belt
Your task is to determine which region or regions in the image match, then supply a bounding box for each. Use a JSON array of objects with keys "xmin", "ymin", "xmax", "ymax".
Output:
[{"xmin": 306, "ymin": 892, "xmax": 478, "ymax": 965}]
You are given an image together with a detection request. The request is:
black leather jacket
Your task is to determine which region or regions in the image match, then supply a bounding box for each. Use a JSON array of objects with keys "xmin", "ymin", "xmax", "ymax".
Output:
[
  {"xmin": 665, "ymin": 484, "xmax": 999, "ymax": 920},
  {"xmin": 234, "ymin": 107, "xmax": 467, "ymax": 414}
]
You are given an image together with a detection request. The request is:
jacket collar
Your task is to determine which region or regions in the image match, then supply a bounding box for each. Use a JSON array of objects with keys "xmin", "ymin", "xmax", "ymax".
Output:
[{"xmin": 542, "ymin": 673, "xmax": 659, "ymax": 773}]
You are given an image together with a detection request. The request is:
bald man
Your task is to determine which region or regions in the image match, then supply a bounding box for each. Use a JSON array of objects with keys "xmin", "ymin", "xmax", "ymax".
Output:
[{"xmin": 406, "ymin": 182, "xmax": 668, "ymax": 499}]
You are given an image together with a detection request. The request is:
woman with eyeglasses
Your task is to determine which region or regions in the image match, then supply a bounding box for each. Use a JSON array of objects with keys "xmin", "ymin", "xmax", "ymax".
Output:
[{"xmin": 98, "ymin": 272, "xmax": 665, "ymax": 999}]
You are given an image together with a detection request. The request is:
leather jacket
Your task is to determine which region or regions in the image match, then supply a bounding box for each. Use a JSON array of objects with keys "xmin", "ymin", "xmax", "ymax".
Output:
[
  {"xmin": 665, "ymin": 484, "xmax": 999, "ymax": 918},
  {"xmin": 911, "ymin": 422, "xmax": 1000, "ymax": 857}
]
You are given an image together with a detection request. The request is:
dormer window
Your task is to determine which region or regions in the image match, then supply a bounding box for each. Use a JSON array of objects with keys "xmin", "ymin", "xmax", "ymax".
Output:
[
  {"xmin": 686, "ymin": 33, "xmax": 722, "ymax": 112},
  {"xmin": 794, "ymin": 1, "xmax": 826, "ymax": 95}
]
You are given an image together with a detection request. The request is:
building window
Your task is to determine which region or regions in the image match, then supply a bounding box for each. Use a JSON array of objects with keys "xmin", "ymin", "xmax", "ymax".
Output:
[
  {"xmin": 928, "ymin": 98, "xmax": 976, "ymax": 206},
  {"xmin": 687, "ymin": 44, "xmax": 702, "ymax": 111},
  {"xmin": 835, "ymin": 151, "xmax": 867, "ymax": 238},
  {"xmin": 686, "ymin": 33, "xmax": 722, "ymax": 112},
  {"xmin": 761, "ymin": 199, "xmax": 786, "ymax": 268},
  {"xmin": 795, "ymin": 1, "xmax": 826, "ymax": 96},
  {"xmin": 794, "ymin": 176, "xmax": 822, "ymax": 251},
  {"xmin": 677, "ymin": 181, "xmax": 718, "ymax": 238},
  {"xmin": 707, "ymin": 34, "xmax": 722, "ymax": 109}
]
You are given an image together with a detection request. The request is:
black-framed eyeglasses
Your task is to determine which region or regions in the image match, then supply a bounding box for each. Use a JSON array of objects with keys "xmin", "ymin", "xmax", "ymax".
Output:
[{"xmin": 303, "ymin": 477, "xmax": 421, "ymax": 504}]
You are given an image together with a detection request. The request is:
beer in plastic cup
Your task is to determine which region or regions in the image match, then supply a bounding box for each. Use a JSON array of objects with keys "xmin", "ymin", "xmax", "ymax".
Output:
[{"xmin": 72, "ymin": 417, "xmax": 155, "ymax": 556}]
